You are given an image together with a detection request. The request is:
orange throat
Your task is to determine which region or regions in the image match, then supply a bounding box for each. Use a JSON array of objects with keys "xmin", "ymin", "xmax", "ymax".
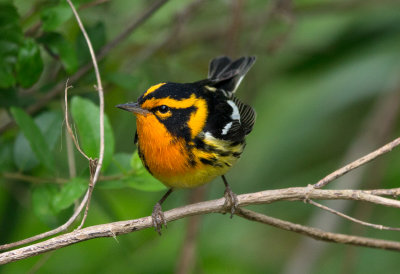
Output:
[{"xmin": 136, "ymin": 114, "xmax": 192, "ymax": 183}]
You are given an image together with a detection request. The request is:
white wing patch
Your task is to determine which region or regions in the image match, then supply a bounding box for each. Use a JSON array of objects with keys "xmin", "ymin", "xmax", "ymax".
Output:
[
  {"xmin": 227, "ymin": 100, "xmax": 240, "ymax": 121},
  {"xmin": 221, "ymin": 122, "xmax": 233, "ymax": 135}
]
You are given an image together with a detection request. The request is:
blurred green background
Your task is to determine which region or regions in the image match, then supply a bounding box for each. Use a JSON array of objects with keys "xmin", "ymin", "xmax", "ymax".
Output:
[{"xmin": 1, "ymin": 0, "xmax": 400, "ymax": 273}]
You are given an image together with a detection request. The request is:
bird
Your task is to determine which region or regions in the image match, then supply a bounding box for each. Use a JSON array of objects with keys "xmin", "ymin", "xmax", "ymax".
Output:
[{"xmin": 117, "ymin": 56, "xmax": 256, "ymax": 234}]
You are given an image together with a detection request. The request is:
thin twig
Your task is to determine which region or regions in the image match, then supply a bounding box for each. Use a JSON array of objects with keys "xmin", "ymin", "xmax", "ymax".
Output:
[
  {"xmin": 236, "ymin": 208, "xmax": 400, "ymax": 251},
  {"xmin": 65, "ymin": 0, "xmax": 105, "ymax": 229},
  {"xmin": 65, "ymin": 120, "xmax": 77, "ymax": 178},
  {"xmin": 307, "ymin": 200, "xmax": 400, "ymax": 231},
  {"xmin": 3, "ymin": 187, "xmax": 400, "ymax": 264},
  {"xmin": 64, "ymin": 82, "xmax": 90, "ymax": 161},
  {"xmin": 313, "ymin": 137, "xmax": 400, "ymax": 189}
]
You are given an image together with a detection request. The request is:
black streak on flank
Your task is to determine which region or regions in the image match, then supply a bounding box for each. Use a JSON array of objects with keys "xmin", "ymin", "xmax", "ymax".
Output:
[
  {"xmin": 138, "ymin": 146, "xmax": 153, "ymax": 175},
  {"xmin": 200, "ymin": 157, "xmax": 222, "ymax": 167},
  {"xmin": 185, "ymin": 143, "xmax": 197, "ymax": 167},
  {"xmin": 194, "ymin": 137, "xmax": 231, "ymax": 156}
]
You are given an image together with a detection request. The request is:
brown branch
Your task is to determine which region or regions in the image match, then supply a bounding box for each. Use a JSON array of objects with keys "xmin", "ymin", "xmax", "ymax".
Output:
[
  {"xmin": 236, "ymin": 208, "xmax": 400, "ymax": 251},
  {"xmin": 308, "ymin": 200, "xmax": 400, "ymax": 231},
  {"xmin": 363, "ymin": 188, "xmax": 400, "ymax": 197},
  {"xmin": 313, "ymin": 137, "xmax": 400, "ymax": 188},
  {"xmin": 0, "ymin": 0, "xmax": 169, "ymax": 135},
  {"xmin": 2, "ymin": 187, "xmax": 400, "ymax": 264}
]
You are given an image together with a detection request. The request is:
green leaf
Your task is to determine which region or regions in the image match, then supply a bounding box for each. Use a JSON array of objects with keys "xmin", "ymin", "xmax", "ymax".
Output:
[
  {"xmin": 52, "ymin": 177, "xmax": 87, "ymax": 212},
  {"xmin": 70, "ymin": 96, "xmax": 115, "ymax": 169},
  {"xmin": 40, "ymin": 2, "xmax": 73, "ymax": 32},
  {"xmin": 11, "ymin": 107, "xmax": 55, "ymax": 172},
  {"xmin": 16, "ymin": 39, "xmax": 43, "ymax": 88},
  {"xmin": 14, "ymin": 132, "xmax": 39, "ymax": 171},
  {"xmin": 38, "ymin": 32, "xmax": 78, "ymax": 74},
  {"xmin": 13, "ymin": 111, "xmax": 62, "ymax": 172},
  {"xmin": 36, "ymin": 111, "xmax": 63, "ymax": 149},
  {"xmin": 32, "ymin": 184, "xmax": 58, "ymax": 221},
  {"xmin": 127, "ymin": 151, "xmax": 166, "ymax": 192}
]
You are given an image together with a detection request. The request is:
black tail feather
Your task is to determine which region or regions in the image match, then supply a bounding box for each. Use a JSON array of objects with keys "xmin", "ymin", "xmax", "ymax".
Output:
[{"xmin": 207, "ymin": 56, "xmax": 256, "ymax": 95}]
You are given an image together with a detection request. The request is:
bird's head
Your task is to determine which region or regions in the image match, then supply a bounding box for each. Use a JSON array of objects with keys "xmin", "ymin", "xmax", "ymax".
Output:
[{"xmin": 117, "ymin": 82, "xmax": 209, "ymax": 141}]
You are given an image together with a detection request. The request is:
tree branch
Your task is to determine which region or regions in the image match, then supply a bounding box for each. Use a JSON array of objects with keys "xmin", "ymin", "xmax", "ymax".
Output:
[
  {"xmin": 2, "ymin": 186, "xmax": 400, "ymax": 264},
  {"xmin": 307, "ymin": 199, "xmax": 400, "ymax": 231},
  {"xmin": 236, "ymin": 208, "xmax": 400, "ymax": 251},
  {"xmin": 313, "ymin": 137, "xmax": 400, "ymax": 188}
]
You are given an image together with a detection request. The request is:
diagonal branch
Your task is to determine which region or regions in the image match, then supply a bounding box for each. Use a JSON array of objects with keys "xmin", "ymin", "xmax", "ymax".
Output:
[
  {"xmin": 236, "ymin": 208, "xmax": 400, "ymax": 250},
  {"xmin": 313, "ymin": 137, "xmax": 400, "ymax": 189},
  {"xmin": 2, "ymin": 187, "xmax": 400, "ymax": 264},
  {"xmin": 307, "ymin": 199, "xmax": 400, "ymax": 231}
]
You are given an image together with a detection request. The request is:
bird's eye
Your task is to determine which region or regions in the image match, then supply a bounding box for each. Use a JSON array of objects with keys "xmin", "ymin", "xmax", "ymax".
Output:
[{"xmin": 158, "ymin": 105, "xmax": 169, "ymax": 113}]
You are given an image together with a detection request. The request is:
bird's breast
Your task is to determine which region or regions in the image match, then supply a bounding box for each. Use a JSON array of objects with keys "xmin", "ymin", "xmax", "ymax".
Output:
[{"xmin": 135, "ymin": 115, "xmax": 240, "ymax": 188}]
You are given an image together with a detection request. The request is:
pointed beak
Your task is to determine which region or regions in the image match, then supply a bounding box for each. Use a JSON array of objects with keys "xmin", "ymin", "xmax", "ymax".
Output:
[{"xmin": 116, "ymin": 102, "xmax": 150, "ymax": 115}]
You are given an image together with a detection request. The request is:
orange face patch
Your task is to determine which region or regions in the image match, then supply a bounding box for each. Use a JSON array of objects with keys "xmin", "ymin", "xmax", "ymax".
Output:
[{"xmin": 136, "ymin": 114, "xmax": 192, "ymax": 179}]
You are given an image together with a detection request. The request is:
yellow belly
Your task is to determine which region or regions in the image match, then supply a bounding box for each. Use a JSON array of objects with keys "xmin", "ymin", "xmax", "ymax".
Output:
[{"xmin": 155, "ymin": 154, "xmax": 237, "ymax": 188}]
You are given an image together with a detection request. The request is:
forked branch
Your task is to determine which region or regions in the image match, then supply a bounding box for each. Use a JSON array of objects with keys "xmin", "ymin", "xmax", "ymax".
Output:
[{"xmin": 2, "ymin": 186, "xmax": 400, "ymax": 264}]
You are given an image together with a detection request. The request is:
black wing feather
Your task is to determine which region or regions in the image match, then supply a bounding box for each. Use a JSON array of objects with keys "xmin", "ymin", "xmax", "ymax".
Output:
[{"xmin": 233, "ymin": 97, "xmax": 256, "ymax": 135}]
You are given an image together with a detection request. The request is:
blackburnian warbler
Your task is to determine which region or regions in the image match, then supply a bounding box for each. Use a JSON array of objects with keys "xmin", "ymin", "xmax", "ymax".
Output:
[{"xmin": 117, "ymin": 56, "xmax": 256, "ymax": 234}]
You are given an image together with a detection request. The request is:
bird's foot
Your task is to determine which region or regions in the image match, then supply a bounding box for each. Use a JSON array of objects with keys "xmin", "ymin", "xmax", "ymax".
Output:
[
  {"xmin": 224, "ymin": 184, "xmax": 239, "ymax": 218},
  {"xmin": 152, "ymin": 202, "xmax": 167, "ymax": 235}
]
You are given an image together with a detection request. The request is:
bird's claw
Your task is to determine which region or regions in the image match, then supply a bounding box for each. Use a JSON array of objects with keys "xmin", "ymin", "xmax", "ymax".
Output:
[
  {"xmin": 152, "ymin": 202, "xmax": 167, "ymax": 235},
  {"xmin": 224, "ymin": 185, "xmax": 239, "ymax": 218}
]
